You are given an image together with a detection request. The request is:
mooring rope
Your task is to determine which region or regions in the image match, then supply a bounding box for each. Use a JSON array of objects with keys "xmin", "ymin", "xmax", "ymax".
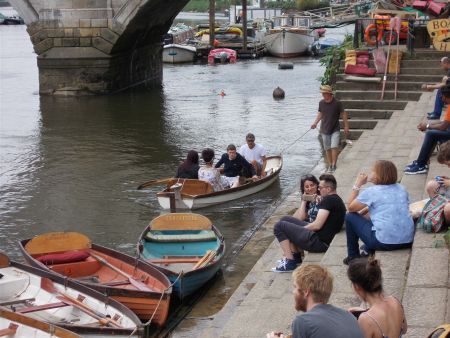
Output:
[{"xmin": 278, "ymin": 128, "xmax": 312, "ymax": 155}]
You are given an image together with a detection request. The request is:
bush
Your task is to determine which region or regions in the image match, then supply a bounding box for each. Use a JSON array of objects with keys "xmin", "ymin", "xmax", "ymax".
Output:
[
  {"xmin": 319, "ymin": 34, "xmax": 353, "ymax": 86},
  {"xmin": 184, "ymin": 0, "xmax": 231, "ymax": 12}
]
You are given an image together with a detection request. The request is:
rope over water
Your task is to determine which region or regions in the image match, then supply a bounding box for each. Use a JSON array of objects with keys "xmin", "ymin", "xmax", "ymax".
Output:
[{"xmin": 278, "ymin": 128, "xmax": 312, "ymax": 155}]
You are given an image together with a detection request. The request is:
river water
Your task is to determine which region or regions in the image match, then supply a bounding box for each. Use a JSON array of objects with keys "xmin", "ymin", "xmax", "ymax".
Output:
[{"xmin": 0, "ymin": 10, "xmax": 353, "ymax": 335}]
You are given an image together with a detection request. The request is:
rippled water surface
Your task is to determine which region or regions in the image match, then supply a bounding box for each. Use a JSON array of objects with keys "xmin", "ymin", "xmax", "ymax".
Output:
[{"xmin": 0, "ymin": 12, "xmax": 353, "ymax": 333}]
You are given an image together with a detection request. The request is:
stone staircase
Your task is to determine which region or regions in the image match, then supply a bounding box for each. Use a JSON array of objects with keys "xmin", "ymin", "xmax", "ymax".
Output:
[{"xmin": 335, "ymin": 49, "xmax": 447, "ymax": 136}]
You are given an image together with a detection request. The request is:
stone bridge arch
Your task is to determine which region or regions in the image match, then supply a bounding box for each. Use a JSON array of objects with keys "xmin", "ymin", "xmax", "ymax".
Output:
[{"xmin": 9, "ymin": 0, "xmax": 189, "ymax": 95}]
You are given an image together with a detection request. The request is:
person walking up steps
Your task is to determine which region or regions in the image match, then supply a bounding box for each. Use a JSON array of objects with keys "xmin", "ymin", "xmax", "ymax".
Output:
[{"xmin": 311, "ymin": 85, "xmax": 349, "ymax": 173}]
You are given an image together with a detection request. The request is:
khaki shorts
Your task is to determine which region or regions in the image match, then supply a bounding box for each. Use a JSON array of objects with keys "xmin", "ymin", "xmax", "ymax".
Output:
[{"xmin": 321, "ymin": 131, "xmax": 340, "ymax": 150}]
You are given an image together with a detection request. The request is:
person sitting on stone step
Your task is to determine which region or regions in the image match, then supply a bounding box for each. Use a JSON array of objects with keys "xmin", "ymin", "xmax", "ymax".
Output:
[
  {"xmin": 267, "ymin": 264, "xmax": 364, "ymax": 338},
  {"xmin": 424, "ymin": 141, "xmax": 450, "ymax": 225},
  {"xmin": 404, "ymin": 85, "xmax": 450, "ymax": 175},
  {"xmin": 344, "ymin": 160, "xmax": 414, "ymax": 265},
  {"xmin": 347, "ymin": 257, "xmax": 407, "ymax": 338},
  {"xmin": 272, "ymin": 174, "xmax": 346, "ymax": 273},
  {"xmin": 421, "ymin": 56, "xmax": 450, "ymax": 120}
]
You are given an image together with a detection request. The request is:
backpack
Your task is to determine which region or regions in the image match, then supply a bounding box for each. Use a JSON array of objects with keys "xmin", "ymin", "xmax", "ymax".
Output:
[
  {"xmin": 427, "ymin": 324, "xmax": 450, "ymax": 338},
  {"xmin": 417, "ymin": 194, "xmax": 448, "ymax": 233}
]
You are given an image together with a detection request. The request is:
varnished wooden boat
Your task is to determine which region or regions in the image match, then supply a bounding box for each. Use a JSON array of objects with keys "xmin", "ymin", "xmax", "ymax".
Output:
[
  {"xmin": 19, "ymin": 232, "xmax": 172, "ymax": 326},
  {"xmin": 137, "ymin": 213, "xmax": 225, "ymax": 299},
  {"xmin": 0, "ymin": 253, "xmax": 144, "ymax": 337},
  {"xmin": 157, "ymin": 155, "xmax": 283, "ymax": 209},
  {"xmin": 0, "ymin": 308, "xmax": 81, "ymax": 338}
]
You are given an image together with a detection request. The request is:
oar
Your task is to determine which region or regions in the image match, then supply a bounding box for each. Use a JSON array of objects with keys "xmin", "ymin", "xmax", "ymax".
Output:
[
  {"xmin": 40, "ymin": 278, "xmax": 122, "ymax": 328},
  {"xmin": 89, "ymin": 252, "xmax": 155, "ymax": 292},
  {"xmin": 137, "ymin": 177, "xmax": 173, "ymax": 190}
]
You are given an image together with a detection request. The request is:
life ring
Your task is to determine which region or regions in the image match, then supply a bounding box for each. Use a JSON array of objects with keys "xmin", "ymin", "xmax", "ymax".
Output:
[
  {"xmin": 383, "ymin": 30, "xmax": 398, "ymax": 44},
  {"xmin": 364, "ymin": 24, "xmax": 383, "ymax": 46}
]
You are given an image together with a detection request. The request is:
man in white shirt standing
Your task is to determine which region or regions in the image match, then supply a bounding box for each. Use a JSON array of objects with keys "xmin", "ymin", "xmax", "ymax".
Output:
[{"xmin": 239, "ymin": 133, "xmax": 267, "ymax": 177}]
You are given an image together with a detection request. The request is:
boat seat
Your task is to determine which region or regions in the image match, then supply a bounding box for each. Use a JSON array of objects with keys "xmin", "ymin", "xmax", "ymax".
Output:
[
  {"xmin": 145, "ymin": 230, "xmax": 216, "ymax": 243},
  {"xmin": 166, "ymin": 179, "xmax": 213, "ymax": 196}
]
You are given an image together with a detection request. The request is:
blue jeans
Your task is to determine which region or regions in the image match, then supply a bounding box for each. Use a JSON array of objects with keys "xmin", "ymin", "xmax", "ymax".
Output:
[
  {"xmin": 345, "ymin": 213, "xmax": 412, "ymax": 258},
  {"xmin": 432, "ymin": 88, "xmax": 444, "ymax": 116},
  {"xmin": 416, "ymin": 128, "xmax": 450, "ymax": 166}
]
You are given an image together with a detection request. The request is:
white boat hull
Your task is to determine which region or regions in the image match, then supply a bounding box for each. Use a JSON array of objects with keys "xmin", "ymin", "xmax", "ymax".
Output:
[
  {"xmin": 157, "ymin": 156, "xmax": 282, "ymax": 210},
  {"xmin": 163, "ymin": 44, "xmax": 196, "ymax": 63},
  {"xmin": 264, "ymin": 30, "xmax": 315, "ymax": 57},
  {"xmin": 0, "ymin": 263, "xmax": 143, "ymax": 337}
]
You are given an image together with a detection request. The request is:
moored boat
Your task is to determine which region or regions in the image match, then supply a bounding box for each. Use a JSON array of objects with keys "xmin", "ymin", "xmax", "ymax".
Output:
[
  {"xmin": 18, "ymin": 232, "xmax": 172, "ymax": 326},
  {"xmin": 208, "ymin": 48, "xmax": 237, "ymax": 64},
  {"xmin": 156, "ymin": 155, "xmax": 283, "ymax": 209},
  {"xmin": 163, "ymin": 44, "xmax": 197, "ymax": 64},
  {"xmin": 0, "ymin": 308, "xmax": 81, "ymax": 338},
  {"xmin": 264, "ymin": 15, "xmax": 316, "ymax": 57},
  {"xmin": 137, "ymin": 213, "xmax": 225, "ymax": 299},
  {"xmin": 163, "ymin": 23, "xmax": 195, "ymax": 45},
  {"xmin": 0, "ymin": 253, "xmax": 144, "ymax": 337},
  {"xmin": 310, "ymin": 37, "xmax": 341, "ymax": 56}
]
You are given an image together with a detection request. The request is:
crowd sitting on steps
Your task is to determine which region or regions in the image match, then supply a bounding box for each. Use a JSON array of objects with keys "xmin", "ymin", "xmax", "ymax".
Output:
[{"xmin": 268, "ymin": 142, "xmax": 450, "ymax": 337}]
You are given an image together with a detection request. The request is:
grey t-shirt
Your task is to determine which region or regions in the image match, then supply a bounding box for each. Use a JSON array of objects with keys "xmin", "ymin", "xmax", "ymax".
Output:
[
  {"xmin": 292, "ymin": 304, "xmax": 364, "ymax": 338},
  {"xmin": 318, "ymin": 98, "xmax": 344, "ymax": 135}
]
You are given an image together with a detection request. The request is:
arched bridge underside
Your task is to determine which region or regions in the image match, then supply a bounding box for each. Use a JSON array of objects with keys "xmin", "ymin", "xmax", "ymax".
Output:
[{"xmin": 10, "ymin": 0, "xmax": 189, "ymax": 95}]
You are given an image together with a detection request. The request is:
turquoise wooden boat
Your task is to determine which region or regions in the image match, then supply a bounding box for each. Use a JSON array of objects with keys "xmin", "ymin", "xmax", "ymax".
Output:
[{"xmin": 137, "ymin": 213, "xmax": 225, "ymax": 299}]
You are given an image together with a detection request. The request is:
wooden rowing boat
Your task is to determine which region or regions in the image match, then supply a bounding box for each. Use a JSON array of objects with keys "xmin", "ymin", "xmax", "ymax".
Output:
[
  {"xmin": 156, "ymin": 155, "xmax": 283, "ymax": 209},
  {"xmin": 18, "ymin": 232, "xmax": 172, "ymax": 326},
  {"xmin": 0, "ymin": 253, "xmax": 144, "ymax": 337},
  {"xmin": 0, "ymin": 308, "xmax": 81, "ymax": 338},
  {"xmin": 137, "ymin": 213, "xmax": 225, "ymax": 299}
]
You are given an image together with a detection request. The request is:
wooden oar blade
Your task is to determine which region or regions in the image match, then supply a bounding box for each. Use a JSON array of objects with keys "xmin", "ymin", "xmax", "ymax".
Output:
[
  {"xmin": 0, "ymin": 253, "xmax": 10, "ymax": 268},
  {"xmin": 137, "ymin": 178, "xmax": 173, "ymax": 190}
]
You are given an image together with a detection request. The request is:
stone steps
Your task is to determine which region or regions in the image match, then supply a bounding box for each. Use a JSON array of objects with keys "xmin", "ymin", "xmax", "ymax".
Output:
[
  {"xmin": 339, "ymin": 59, "xmax": 442, "ymax": 69},
  {"xmin": 336, "ymin": 90, "xmax": 421, "ymax": 101},
  {"xmin": 336, "ymin": 73, "xmax": 443, "ymax": 82},
  {"xmin": 340, "ymin": 119, "xmax": 378, "ymax": 129},
  {"xmin": 341, "ymin": 99, "xmax": 409, "ymax": 110},
  {"xmin": 336, "ymin": 81, "xmax": 423, "ymax": 91},
  {"xmin": 346, "ymin": 109, "xmax": 393, "ymax": 119}
]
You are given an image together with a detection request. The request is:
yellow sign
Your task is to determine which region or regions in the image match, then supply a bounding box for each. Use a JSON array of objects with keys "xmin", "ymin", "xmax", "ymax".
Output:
[{"xmin": 427, "ymin": 19, "xmax": 450, "ymax": 51}]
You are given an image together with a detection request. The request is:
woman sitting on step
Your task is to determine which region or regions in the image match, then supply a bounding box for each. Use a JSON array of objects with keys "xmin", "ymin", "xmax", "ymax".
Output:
[
  {"xmin": 347, "ymin": 257, "xmax": 407, "ymax": 338},
  {"xmin": 272, "ymin": 174, "xmax": 346, "ymax": 272},
  {"xmin": 343, "ymin": 160, "xmax": 414, "ymax": 265}
]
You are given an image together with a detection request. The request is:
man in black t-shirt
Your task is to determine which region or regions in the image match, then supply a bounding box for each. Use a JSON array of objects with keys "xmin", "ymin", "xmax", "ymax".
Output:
[
  {"xmin": 215, "ymin": 144, "xmax": 257, "ymax": 188},
  {"xmin": 272, "ymin": 174, "xmax": 346, "ymax": 272},
  {"xmin": 422, "ymin": 57, "xmax": 450, "ymax": 120}
]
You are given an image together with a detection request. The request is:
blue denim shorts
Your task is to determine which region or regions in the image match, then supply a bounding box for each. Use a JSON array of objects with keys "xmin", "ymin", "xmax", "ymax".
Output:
[{"xmin": 321, "ymin": 131, "xmax": 340, "ymax": 150}]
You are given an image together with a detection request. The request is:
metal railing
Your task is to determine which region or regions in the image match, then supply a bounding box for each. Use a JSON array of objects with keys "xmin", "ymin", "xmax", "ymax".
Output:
[{"xmin": 353, "ymin": 17, "xmax": 432, "ymax": 53}]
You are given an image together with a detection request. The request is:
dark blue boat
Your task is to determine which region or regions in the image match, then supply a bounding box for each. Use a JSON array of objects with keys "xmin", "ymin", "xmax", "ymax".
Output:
[{"xmin": 137, "ymin": 213, "xmax": 225, "ymax": 299}]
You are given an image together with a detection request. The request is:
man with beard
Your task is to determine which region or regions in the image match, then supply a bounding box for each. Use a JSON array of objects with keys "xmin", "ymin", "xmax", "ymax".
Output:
[{"xmin": 267, "ymin": 264, "xmax": 363, "ymax": 338}]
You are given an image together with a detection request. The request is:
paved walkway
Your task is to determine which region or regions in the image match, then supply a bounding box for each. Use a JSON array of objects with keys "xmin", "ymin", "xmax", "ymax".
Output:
[{"xmin": 175, "ymin": 92, "xmax": 449, "ymax": 338}]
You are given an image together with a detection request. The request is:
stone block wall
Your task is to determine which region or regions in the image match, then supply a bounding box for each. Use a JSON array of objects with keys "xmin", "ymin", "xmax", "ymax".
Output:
[{"xmin": 9, "ymin": 0, "xmax": 189, "ymax": 95}]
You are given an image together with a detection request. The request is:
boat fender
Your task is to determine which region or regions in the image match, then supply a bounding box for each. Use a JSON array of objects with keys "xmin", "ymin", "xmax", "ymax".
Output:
[
  {"xmin": 364, "ymin": 24, "xmax": 383, "ymax": 46},
  {"xmin": 278, "ymin": 62, "xmax": 294, "ymax": 70},
  {"xmin": 37, "ymin": 250, "xmax": 90, "ymax": 265},
  {"xmin": 273, "ymin": 87, "xmax": 285, "ymax": 99}
]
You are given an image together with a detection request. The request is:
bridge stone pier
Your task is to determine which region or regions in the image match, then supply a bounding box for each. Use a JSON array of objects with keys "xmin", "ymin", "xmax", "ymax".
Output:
[{"xmin": 9, "ymin": 0, "xmax": 189, "ymax": 95}]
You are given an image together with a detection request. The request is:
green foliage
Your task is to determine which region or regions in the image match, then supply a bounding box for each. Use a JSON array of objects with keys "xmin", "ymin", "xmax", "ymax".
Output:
[
  {"xmin": 319, "ymin": 33, "xmax": 353, "ymax": 86},
  {"xmin": 265, "ymin": 0, "xmax": 297, "ymax": 9},
  {"xmin": 296, "ymin": 0, "xmax": 330, "ymax": 11},
  {"xmin": 184, "ymin": 0, "xmax": 231, "ymax": 12}
]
